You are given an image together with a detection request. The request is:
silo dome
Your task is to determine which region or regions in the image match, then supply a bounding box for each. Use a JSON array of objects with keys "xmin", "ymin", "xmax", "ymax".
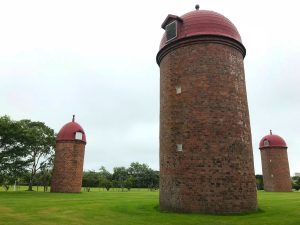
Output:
[
  {"xmin": 56, "ymin": 115, "xmax": 86, "ymax": 143},
  {"xmin": 159, "ymin": 9, "xmax": 242, "ymax": 50},
  {"xmin": 259, "ymin": 131, "xmax": 287, "ymax": 149}
]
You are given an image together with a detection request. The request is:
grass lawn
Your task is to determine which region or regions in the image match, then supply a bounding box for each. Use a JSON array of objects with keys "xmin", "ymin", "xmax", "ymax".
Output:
[{"xmin": 0, "ymin": 189, "xmax": 299, "ymax": 225}]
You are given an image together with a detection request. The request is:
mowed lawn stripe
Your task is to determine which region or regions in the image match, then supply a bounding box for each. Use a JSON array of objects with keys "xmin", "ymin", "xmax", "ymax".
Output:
[{"xmin": 0, "ymin": 190, "xmax": 299, "ymax": 225}]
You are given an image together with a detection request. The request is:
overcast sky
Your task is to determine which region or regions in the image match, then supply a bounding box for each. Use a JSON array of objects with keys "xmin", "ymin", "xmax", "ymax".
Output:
[{"xmin": 1, "ymin": 0, "xmax": 299, "ymax": 175}]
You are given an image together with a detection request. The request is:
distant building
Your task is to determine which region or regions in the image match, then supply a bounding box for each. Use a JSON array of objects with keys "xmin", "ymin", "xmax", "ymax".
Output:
[
  {"xmin": 295, "ymin": 173, "xmax": 300, "ymax": 177},
  {"xmin": 259, "ymin": 131, "xmax": 292, "ymax": 192},
  {"xmin": 51, "ymin": 115, "xmax": 86, "ymax": 192},
  {"xmin": 156, "ymin": 5, "xmax": 257, "ymax": 213}
]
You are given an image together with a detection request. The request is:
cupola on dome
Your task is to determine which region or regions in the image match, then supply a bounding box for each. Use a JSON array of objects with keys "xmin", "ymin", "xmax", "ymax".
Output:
[
  {"xmin": 259, "ymin": 131, "xmax": 287, "ymax": 149},
  {"xmin": 159, "ymin": 7, "xmax": 242, "ymax": 50},
  {"xmin": 56, "ymin": 115, "xmax": 86, "ymax": 143}
]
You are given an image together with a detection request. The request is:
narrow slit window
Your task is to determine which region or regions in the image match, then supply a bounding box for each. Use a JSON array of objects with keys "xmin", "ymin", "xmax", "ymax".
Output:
[
  {"xmin": 176, "ymin": 85, "xmax": 181, "ymax": 94},
  {"xmin": 176, "ymin": 144, "xmax": 183, "ymax": 152}
]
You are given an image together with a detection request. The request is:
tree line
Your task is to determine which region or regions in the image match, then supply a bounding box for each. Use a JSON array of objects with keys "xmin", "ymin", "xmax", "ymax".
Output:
[
  {"xmin": 83, "ymin": 163, "xmax": 159, "ymax": 191},
  {"xmin": 256, "ymin": 174, "xmax": 300, "ymax": 190}
]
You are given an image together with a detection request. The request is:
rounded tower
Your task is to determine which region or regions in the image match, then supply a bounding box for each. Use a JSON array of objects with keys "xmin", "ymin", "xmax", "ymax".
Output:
[
  {"xmin": 51, "ymin": 115, "xmax": 86, "ymax": 192},
  {"xmin": 156, "ymin": 6, "xmax": 257, "ymax": 213},
  {"xmin": 259, "ymin": 131, "xmax": 292, "ymax": 192}
]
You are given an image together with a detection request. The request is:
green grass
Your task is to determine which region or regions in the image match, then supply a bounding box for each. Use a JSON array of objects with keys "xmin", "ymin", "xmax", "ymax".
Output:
[{"xmin": 0, "ymin": 189, "xmax": 299, "ymax": 225}]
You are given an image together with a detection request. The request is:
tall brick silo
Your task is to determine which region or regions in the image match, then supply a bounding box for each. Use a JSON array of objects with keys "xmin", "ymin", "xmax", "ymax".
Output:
[
  {"xmin": 51, "ymin": 115, "xmax": 86, "ymax": 192},
  {"xmin": 259, "ymin": 131, "xmax": 292, "ymax": 192},
  {"xmin": 156, "ymin": 5, "xmax": 257, "ymax": 213}
]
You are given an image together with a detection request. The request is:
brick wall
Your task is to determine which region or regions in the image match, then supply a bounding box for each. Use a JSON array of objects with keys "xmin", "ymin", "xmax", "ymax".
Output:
[
  {"xmin": 260, "ymin": 148, "xmax": 292, "ymax": 192},
  {"xmin": 51, "ymin": 141, "xmax": 85, "ymax": 193},
  {"xmin": 158, "ymin": 37, "xmax": 257, "ymax": 213}
]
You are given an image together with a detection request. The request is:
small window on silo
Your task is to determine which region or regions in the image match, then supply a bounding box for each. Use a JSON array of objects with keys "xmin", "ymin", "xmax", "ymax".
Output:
[
  {"xmin": 175, "ymin": 85, "xmax": 181, "ymax": 94},
  {"xmin": 166, "ymin": 21, "xmax": 177, "ymax": 41},
  {"xmin": 176, "ymin": 144, "xmax": 183, "ymax": 152},
  {"xmin": 75, "ymin": 132, "xmax": 83, "ymax": 140},
  {"xmin": 264, "ymin": 140, "xmax": 269, "ymax": 146}
]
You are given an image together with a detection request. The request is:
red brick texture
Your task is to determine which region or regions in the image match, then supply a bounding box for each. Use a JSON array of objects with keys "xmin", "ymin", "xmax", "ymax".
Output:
[
  {"xmin": 260, "ymin": 148, "xmax": 292, "ymax": 192},
  {"xmin": 157, "ymin": 36, "xmax": 257, "ymax": 213},
  {"xmin": 51, "ymin": 141, "xmax": 85, "ymax": 193}
]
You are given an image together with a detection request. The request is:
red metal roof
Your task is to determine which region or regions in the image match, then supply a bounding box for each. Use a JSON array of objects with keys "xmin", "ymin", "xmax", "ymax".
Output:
[
  {"xmin": 56, "ymin": 116, "xmax": 86, "ymax": 143},
  {"xmin": 159, "ymin": 9, "xmax": 242, "ymax": 49},
  {"xmin": 259, "ymin": 131, "xmax": 287, "ymax": 149}
]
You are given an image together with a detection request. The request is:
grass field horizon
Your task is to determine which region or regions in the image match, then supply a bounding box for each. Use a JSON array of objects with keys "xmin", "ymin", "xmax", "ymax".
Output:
[{"xmin": 0, "ymin": 189, "xmax": 299, "ymax": 225}]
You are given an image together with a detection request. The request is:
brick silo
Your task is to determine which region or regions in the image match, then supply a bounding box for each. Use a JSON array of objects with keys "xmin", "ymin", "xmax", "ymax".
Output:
[
  {"xmin": 156, "ymin": 6, "xmax": 257, "ymax": 213},
  {"xmin": 51, "ymin": 115, "xmax": 86, "ymax": 192},
  {"xmin": 259, "ymin": 131, "xmax": 292, "ymax": 192}
]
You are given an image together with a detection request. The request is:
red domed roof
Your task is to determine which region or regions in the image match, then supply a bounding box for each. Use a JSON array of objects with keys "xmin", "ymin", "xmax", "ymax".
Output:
[
  {"xmin": 259, "ymin": 131, "xmax": 287, "ymax": 149},
  {"xmin": 159, "ymin": 9, "xmax": 242, "ymax": 49},
  {"xmin": 56, "ymin": 116, "xmax": 86, "ymax": 143}
]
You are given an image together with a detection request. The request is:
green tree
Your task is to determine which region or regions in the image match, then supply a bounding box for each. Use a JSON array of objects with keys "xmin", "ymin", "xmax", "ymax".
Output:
[
  {"xmin": 128, "ymin": 162, "xmax": 159, "ymax": 188},
  {"xmin": 124, "ymin": 176, "xmax": 135, "ymax": 191},
  {"xmin": 147, "ymin": 170, "xmax": 159, "ymax": 190},
  {"xmin": 35, "ymin": 168, "xmax": 52, "ymax": 192},
  {"xmin": 101, "ymin": 178, "xmax": 112, "ymax": 191},
  {"xmin": 112, "ymin": 166, "xmax": 128, "ymax": 191},
  {"xmin": 292, "ymin": 176, "xmax": 300, "ymax": 190},
  {"xmin": 19, "ymin": 119, "xmax": 55, "ymax": 191},
  {"xmin": 99, "ymin": 166, "xmax": 112, "ymax": 191},
  {"xmin": 255, "ymin": 175, "xmax": 264, "ymax": 190},
  {"xmin": 0, "ymin": 116, "xmax": 31, "ymax": 187},
  {"xmin": 82, "ymin": 170, "xmax": 99, "ymax": 188},
  {"xmin": 0, "ymin": 116, "xmax": 55, "ymax": 191}
]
